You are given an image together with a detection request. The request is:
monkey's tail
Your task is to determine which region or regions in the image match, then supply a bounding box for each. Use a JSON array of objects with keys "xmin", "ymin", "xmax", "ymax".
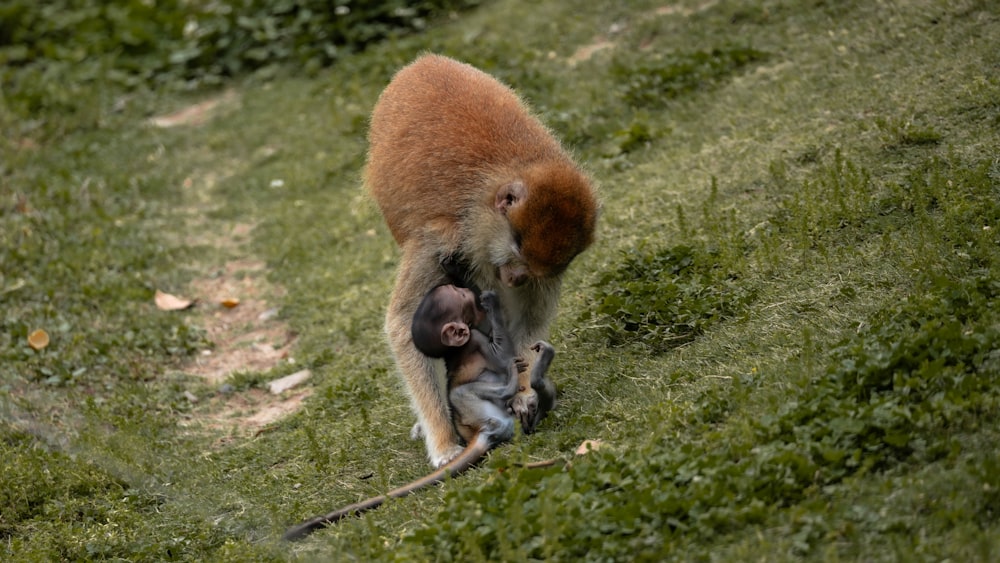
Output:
[{"xmin": 283, "ymin": 432, "xmax": 491, "ymax": 541}]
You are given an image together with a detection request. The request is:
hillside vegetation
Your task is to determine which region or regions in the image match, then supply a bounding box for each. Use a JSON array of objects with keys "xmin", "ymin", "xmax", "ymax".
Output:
[{"xmin": 2, "ymin": 0, "xmax": 999, "ymax": 560}]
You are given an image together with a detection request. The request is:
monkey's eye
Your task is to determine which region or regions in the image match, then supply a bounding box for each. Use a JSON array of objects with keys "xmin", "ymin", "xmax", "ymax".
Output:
[{"xmin": 511, "ymin": 231, "xmax": 523, "ymax": 253}]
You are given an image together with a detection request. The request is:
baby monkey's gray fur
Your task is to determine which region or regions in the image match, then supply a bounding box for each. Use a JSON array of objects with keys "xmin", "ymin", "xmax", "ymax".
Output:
[{"xmin": 283, "ymin": 290, "xmax": 555, "ymax": 541}]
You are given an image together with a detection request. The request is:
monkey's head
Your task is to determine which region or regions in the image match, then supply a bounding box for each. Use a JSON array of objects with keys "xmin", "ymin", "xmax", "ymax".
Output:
[
  {"xmin": 493, "ymin": 162, "xmax": 598, "ymax": 287},
  {"xmin": 412, "ymin": 284, "xmax": 484, "ymax": 357}
]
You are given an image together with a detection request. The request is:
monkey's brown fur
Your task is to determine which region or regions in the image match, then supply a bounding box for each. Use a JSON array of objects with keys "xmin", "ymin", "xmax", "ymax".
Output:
[{"xmin": 366, "ymin": 54, "xmax": 598, "ymax": 467}]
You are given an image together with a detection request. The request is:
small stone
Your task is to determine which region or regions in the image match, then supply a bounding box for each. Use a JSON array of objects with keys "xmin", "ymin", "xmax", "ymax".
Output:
[
  {"xmin": 258, "ymin": 308, "xmax": 280, "ymax": 321},
  {"xmin": 267, "ymin": 369, "xmax": 312, "ymax": 395}
]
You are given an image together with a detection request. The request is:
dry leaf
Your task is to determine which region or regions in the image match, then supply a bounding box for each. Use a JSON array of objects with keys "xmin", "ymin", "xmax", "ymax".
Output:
[
  {"xmin": 28, "ymin": 329, "xmax": 49, "ymax": 350},
  {"xmin": 575, "ymin": 439, "xmax": 605, "ymax": 455},
  {"xmin": 155, "ymin": 290, "xmax": 194, "ymax": 311},
  {"xmin": 220, "ymin": 297, "xmax": 240, "ymax": 309}
]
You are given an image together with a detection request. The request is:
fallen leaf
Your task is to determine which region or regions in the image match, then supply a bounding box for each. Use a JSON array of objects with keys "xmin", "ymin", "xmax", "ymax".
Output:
[
  {"xmin": 221, "ymin": 297, "xmax": 240, "ymax": 309},
  {"xmin": 155, "ymin": 290, "xmax": 194, "ymax": 311},
  {"xmin": 28, "ymin": 329, "xmax": 49, "ymax": 350},
  {"xmin": 575, "ymin": 440, "xmax": 605, "ymax": 455}
]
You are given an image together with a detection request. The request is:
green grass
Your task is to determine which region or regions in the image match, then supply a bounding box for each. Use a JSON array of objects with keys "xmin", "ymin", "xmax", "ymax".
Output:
[{"xmin": 3, "ymin": 0, "xmax": 1000, "ymax": 560}]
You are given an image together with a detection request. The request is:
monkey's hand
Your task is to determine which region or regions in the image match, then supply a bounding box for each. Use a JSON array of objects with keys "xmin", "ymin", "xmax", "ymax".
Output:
[{"xmin": 479, "ymin": 290, "xmax": 499, "ymax": 312}]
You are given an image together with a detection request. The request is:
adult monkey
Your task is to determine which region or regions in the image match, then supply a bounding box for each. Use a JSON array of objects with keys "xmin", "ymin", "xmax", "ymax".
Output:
[{"xmin": 366, "ymin": 54, "xmax": 598, "ymax": 467}]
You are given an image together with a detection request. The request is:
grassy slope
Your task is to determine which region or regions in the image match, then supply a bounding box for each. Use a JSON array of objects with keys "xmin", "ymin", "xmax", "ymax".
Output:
[{"xmin": 3, "ymin": 0, "xmax": 999, "ymax": 560}]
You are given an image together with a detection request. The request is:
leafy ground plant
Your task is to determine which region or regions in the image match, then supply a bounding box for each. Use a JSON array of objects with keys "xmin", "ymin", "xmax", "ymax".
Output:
[
  {"xmin": 586, "ymin": 243, "xmax": 754, "ymax": 351},
  {"xmin": 3, "ymin": 0, "xmax": 1000, "ymax": 561}
]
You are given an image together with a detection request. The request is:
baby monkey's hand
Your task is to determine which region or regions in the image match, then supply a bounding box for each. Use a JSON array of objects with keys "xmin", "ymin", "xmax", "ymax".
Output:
[{"xmin": 479, "ymin": 290, "xmax": 499, "ymax": 312}]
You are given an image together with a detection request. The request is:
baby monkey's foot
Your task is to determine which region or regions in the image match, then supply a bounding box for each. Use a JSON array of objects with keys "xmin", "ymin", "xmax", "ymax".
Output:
[{"xmin": 531, "ymin": 341, "xmax": 554, "ymax": 355}]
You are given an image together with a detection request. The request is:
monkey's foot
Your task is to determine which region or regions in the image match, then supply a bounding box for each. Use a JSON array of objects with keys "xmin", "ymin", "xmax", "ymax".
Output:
[
  {"xmin": 431, "ymin": 444, "xmax": 465, "ymax": 468},
  {"xmin": 510, "ymin": 388, "xmax": 540, "ymax": 434}
]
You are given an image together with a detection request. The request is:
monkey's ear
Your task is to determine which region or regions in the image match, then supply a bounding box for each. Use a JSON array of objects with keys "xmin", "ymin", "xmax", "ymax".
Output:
[
  {"xmin": 495, "ymin": 181, "xmax": 527, "ymax": 215},
  {"xmin": 441, "ymin": 322, "xmax": 471, "ymax": 347}
]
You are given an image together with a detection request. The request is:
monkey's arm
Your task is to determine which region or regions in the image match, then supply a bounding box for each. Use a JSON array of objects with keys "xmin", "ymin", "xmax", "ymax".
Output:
[
  {"xmin": 283, "ymin": 431, "xmax": 493, "ymax": 541},
  {"xmin": 478, "ymin": 291, "xmax": 515, "ymax": 365},
  {"xmin": 528, "ymin": 341, "xmax": 557, "ymax": 418}
]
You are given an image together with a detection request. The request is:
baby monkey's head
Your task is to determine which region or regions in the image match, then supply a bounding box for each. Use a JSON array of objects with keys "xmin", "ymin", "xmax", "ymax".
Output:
[{"xmin": 411, "ymin": 284, "xmax": 484, "ymax": 358}]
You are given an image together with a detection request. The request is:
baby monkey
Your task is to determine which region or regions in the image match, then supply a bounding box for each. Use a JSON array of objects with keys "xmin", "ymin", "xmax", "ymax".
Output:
[
  {"xmin": 414, "ymin": 285, "xmax": 555, "ymax": 445},
  {"xmin": 283, "ymin": 286, "xmax": 555, "ymax": 541},
  {"xmin": 437, "ymin": 253, "xmax": 556, "ymax": 434}
]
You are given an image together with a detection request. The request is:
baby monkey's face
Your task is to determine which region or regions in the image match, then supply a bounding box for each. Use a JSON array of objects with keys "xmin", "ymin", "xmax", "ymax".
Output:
[{"xmin": 437, "ymin": 284, "xmax": 485, "ymax": 328}]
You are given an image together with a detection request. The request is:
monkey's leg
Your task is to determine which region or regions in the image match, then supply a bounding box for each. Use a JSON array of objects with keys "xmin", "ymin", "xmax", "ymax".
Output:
[
  {"xmin": 387, "ymin": 246, "xmax": 463, "ymax": 467},
  {"xmin": 499, "ymin": 287, "xmax": 559, "ymax": 434},
  {"xmin": 508, "ymin": 341, "xmax": 558, "ymax": 433},
  {"xmin": 529, "ymin": 341, "xmax": 555, "ymax": 387},
  {"xmin": 524, "ymin": 342, "xmax": 556, "ymax": 433},
  {"xmin": 450, "ymin": 386, "xmax": 517, "ymax": 446},
  {"xmin": 510, "ymin": 344, "xmax": 542, "ymax": 431}
]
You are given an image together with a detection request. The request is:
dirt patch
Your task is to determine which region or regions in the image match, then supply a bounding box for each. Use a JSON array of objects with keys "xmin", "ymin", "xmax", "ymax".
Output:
[
  {"xmin": 149, "ymin": 90, "xmax": 239, "ymax": 128},
  {"xmin": 653, "ymin": 1, "xmax": 718, "ymax": 17},
  {"xmin": 158, "ymin": 92, "xmax": 311, "ymax": 436},
  {"xmin": 178, "ymin": 238, "xmax": 313, "ymax": 436},
  {"xmin": 567, "ymin": 1, "xmax": 722, "ymax": 65},
  {"xmin": 184, "ymin": 388, "xmax": 310, "ymax": 446},
  {"xmin": 566, "ymin": 0, "xmax": 718, "ymax": 66},
  {"xmin": 186, "ymin": 256, "xmax": 295, "ymax": 383},
  {"xmin": 568, "ymin": 39, "xmax": 616, "ymax": 66}
]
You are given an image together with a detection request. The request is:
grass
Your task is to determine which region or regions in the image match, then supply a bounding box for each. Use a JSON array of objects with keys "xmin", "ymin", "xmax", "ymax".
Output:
[{"xmin": 3, "ymin": 0, "xmax": 1000, "ymax": 560}]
